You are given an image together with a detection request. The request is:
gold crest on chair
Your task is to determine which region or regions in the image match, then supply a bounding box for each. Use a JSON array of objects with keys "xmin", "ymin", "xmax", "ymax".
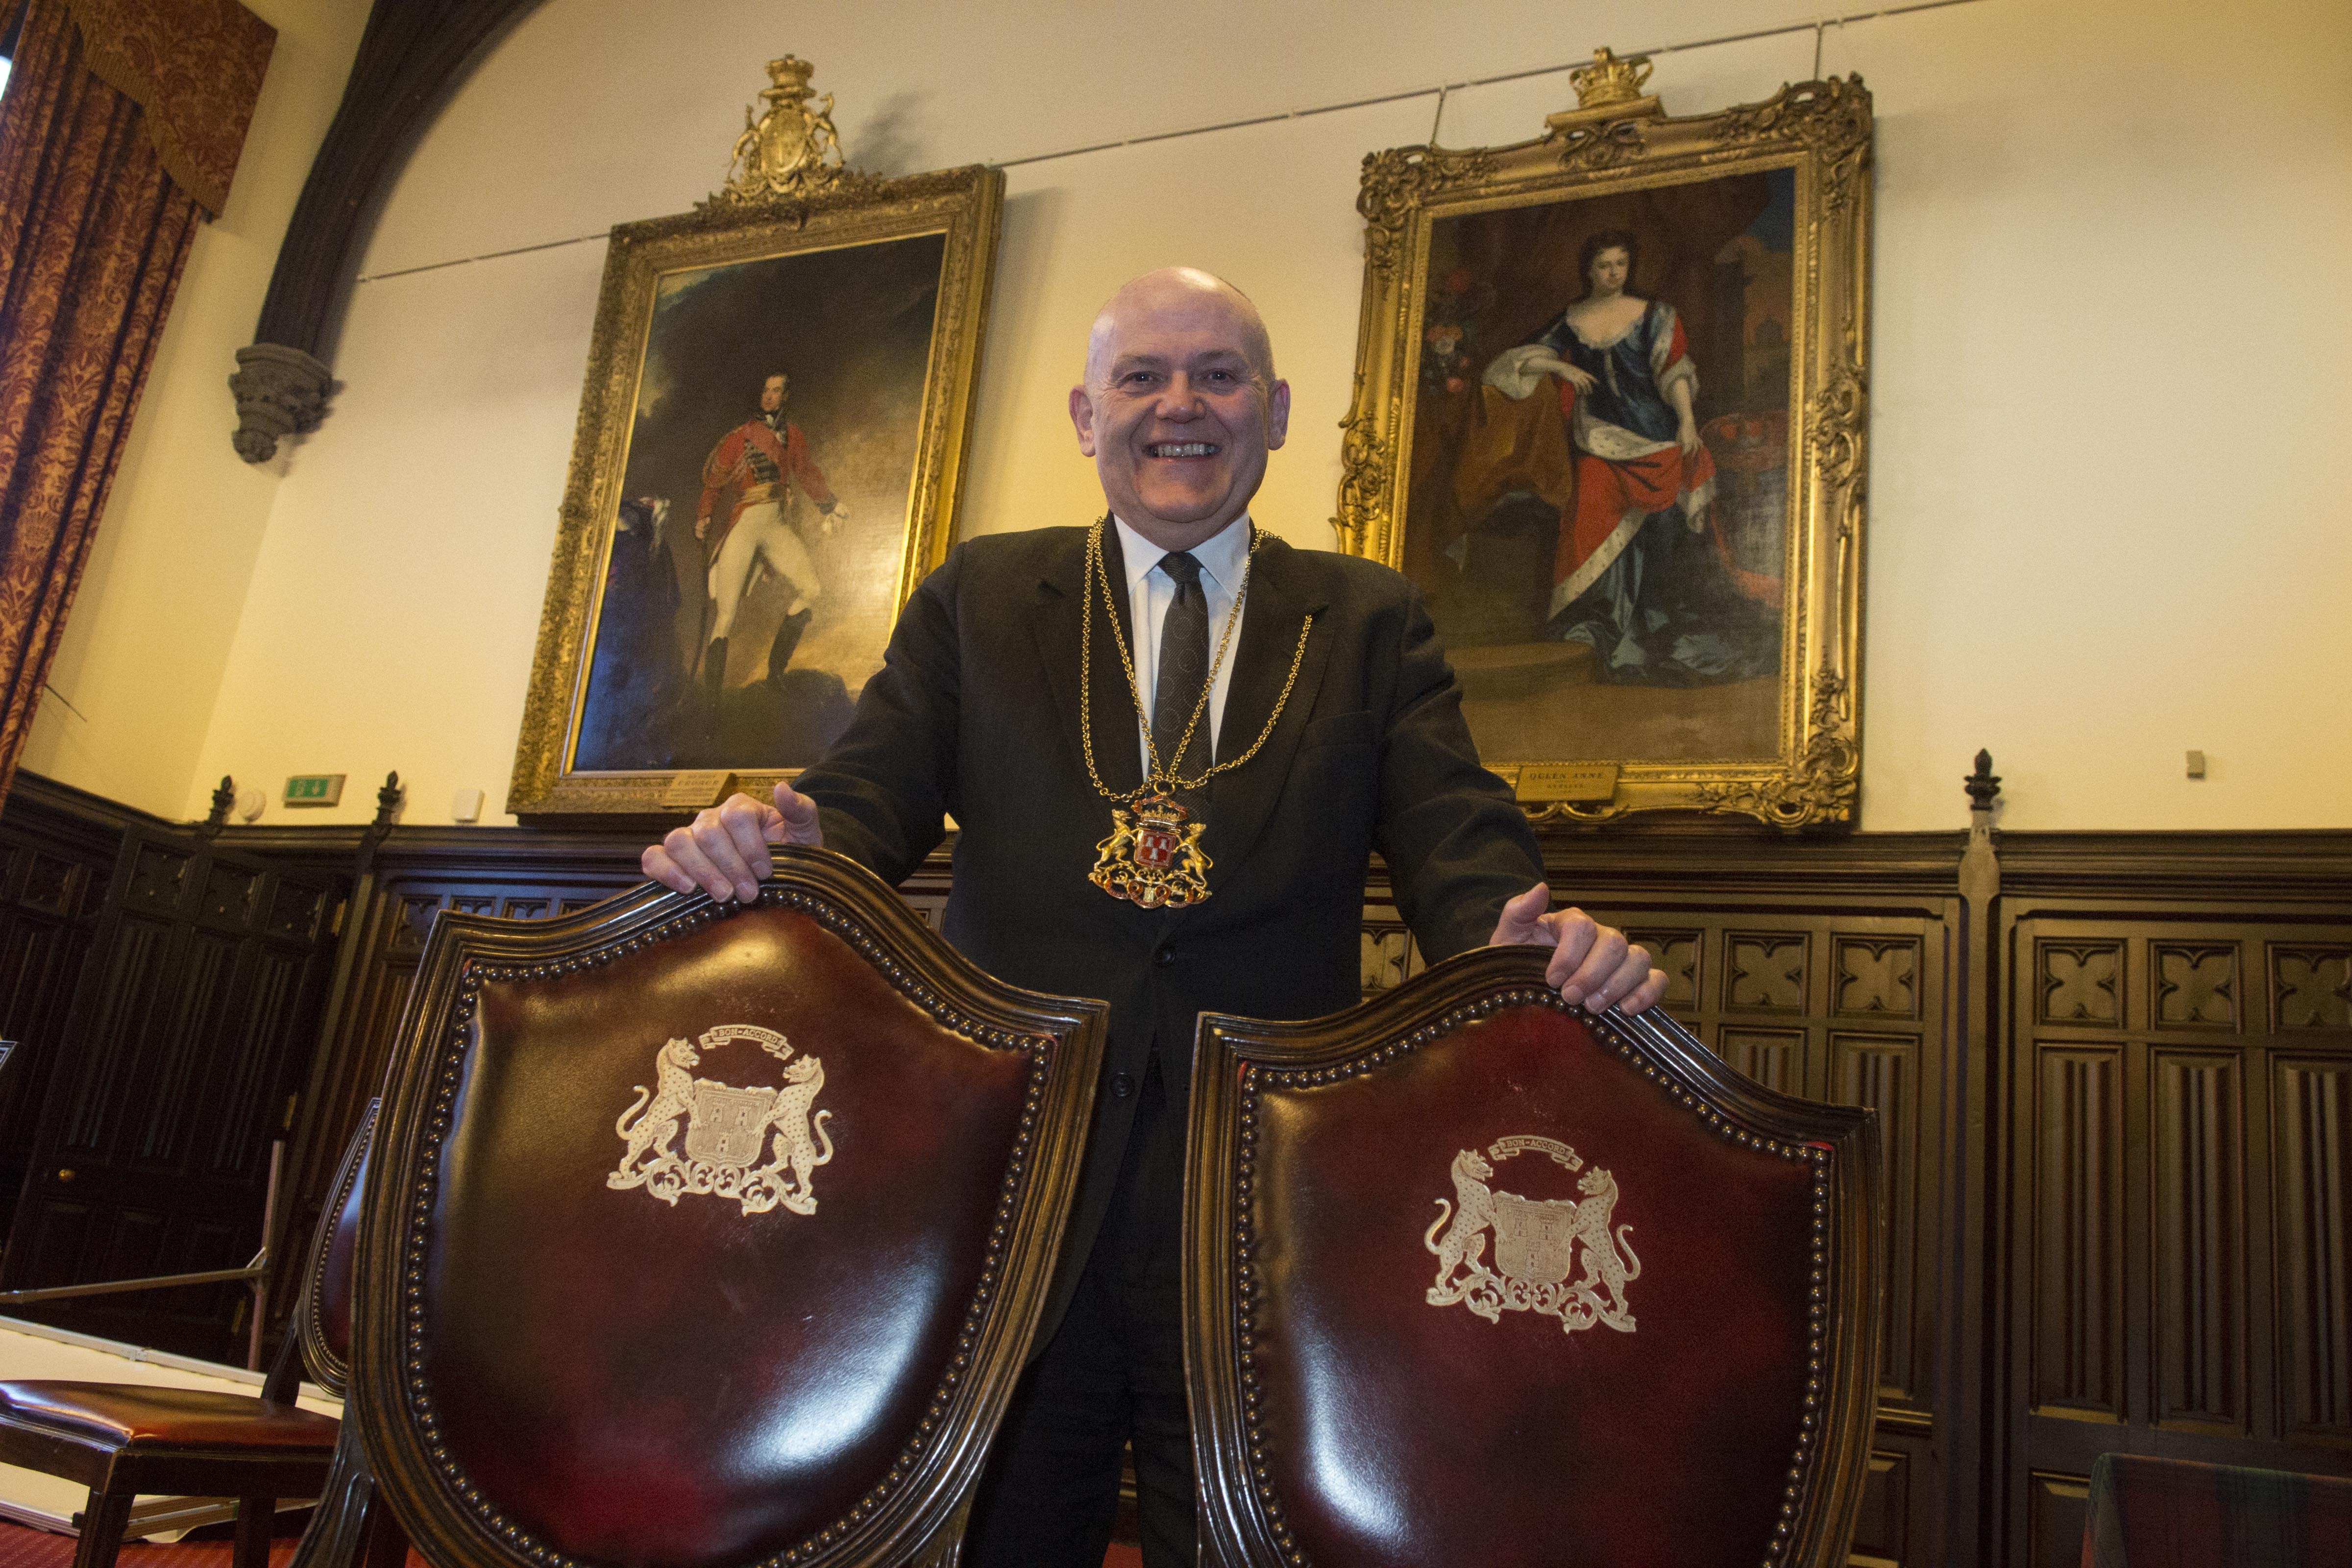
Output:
[
  {"xmin": 1424, "ymin": 1134, "xmax": 1641, "ymax": 1335},
  {"xmin": 608, "ymin": 1024, "xmax": 834, "ymax": 1216}
]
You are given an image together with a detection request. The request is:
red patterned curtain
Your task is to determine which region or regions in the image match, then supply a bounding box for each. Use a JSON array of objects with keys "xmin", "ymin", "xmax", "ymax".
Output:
[{"xmin": 0, "ymin": 0, "xmax": 274, "ymax": 808}]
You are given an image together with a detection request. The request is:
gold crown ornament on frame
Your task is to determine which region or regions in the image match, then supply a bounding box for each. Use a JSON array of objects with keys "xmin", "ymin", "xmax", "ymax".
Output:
[{"xmin": 714, "ymin": 54, "xmax": 852, "ymax": 205}]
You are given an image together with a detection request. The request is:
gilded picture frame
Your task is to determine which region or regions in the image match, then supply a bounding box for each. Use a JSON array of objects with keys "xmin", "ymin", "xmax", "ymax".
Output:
[
  {"xmin": 508, "ymin": 151, "xmax": 1002, "ymax": 819},
  {"xmin": 1337, "ymin": 60, "xmax": 1871, "ymax": 828}
]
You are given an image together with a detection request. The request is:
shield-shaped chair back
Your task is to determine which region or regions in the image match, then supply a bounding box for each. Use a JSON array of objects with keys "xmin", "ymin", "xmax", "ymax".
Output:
[
  {"xmin": 354, "ymin": 850, "xmax": 1105, "ymax": 1568},
  {"xmin": 296, "ymin": 1097, "xmax": 379, "ymax": 1396},
  {"xmin": 1185, "ymin": 946, "xmax": 1881, "ymax": 1568}
]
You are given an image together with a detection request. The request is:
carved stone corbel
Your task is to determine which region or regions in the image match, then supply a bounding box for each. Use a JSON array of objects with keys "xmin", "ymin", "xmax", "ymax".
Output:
[
  {"xmin": 229, "ymin": 343, "xmax": 331, "ymax": 463},
  {"xmin": 229, "ymin": 0, "xmax": 547, "ymax": 464}
]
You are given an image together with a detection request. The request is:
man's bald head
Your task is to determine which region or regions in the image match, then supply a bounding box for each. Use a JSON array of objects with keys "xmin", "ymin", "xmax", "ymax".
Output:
[
  {"xmin": 1068, "ymin": 266, "xmax": 1292, "ymax": 551},
  {"xmin": 1084, "ymin": 267, "xmax": 1276, "ymax": 392}
]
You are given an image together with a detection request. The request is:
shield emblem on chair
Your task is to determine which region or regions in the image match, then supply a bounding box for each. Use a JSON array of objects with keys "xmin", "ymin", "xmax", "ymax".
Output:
[
  {"xmin": 685, "ymin": 1082, "xmax": 777, "ymax": 1172},
  {"xmin": 1492, "ymin": 1191, "xmax": 1579, "ymax": 1286}
]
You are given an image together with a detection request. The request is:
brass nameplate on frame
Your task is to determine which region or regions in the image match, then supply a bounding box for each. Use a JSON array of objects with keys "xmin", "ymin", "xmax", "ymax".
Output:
[
  {"xmin": 1515, "ymin": 762, "xmax": 1620, "ymax": 804},
  {"xmin": 657, "ymin": 770, "xmax": 740, "ymax": 810}
]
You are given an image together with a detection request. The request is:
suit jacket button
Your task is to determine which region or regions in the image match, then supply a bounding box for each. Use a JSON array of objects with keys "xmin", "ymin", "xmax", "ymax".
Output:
[
  {"xmin": 1156, "ymin": 947, "xmax": 1176, "ymax": 967},
  {"xmin": 1111, "ymin": 1072, "xmax": 1135, "ymax": 1098}
]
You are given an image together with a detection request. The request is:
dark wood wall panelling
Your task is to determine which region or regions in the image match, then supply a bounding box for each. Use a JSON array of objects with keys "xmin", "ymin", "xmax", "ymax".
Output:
[
  {"xmin": 0, "ymin": 780, "xmax": 127, "ymax": 1242},
  {"xmin": 0, "ymin": 780, "xmax": 350, "ymax": 1358},
  {"xmin": 1992, "ymin": 847, "xmax": 2352, "ymax": 1567},
  {"xmin": 2, "ymin": 769, "xmax": 2349, "ymax": 1566}
]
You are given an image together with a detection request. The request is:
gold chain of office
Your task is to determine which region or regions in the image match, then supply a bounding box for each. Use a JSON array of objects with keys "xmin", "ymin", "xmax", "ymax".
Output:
[{"xmin": 1078, "ymin": 519, "xmax": 1315, "ymax": 909}]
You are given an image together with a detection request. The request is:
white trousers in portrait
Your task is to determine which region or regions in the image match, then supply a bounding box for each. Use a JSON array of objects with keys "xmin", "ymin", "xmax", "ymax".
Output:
[{"xmin": 706, "ymin": 500, "xmax": 821, "ymax": 640}]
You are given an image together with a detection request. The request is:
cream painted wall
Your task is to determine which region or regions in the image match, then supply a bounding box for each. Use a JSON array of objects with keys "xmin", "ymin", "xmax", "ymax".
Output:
[
  {"xmin": 152, "ymin": 0, "xmax": 2351, "ymax": 830},
  {"xmin": 15, "ymin": 0, "xmax": 372, "ymax": 817}
]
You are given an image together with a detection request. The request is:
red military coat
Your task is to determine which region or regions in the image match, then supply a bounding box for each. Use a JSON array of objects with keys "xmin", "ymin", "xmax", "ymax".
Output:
[{"xmin": 697, "ymin": 416, "xmax": 837, "ymax": 553}]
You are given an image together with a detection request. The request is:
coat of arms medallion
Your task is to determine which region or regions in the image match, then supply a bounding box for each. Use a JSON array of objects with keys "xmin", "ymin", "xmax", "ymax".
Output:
[
  {"xmin": 1424, "ymin": 1134, "xmax": 1641, "ymax": 1334},
  {"xmin": 1090, "ymin": 791, "xmax": 1212, "ymax": 908},
  {"xmin": 607, "ymin": 1023, "xmax": 834, "ymax": 1216}
]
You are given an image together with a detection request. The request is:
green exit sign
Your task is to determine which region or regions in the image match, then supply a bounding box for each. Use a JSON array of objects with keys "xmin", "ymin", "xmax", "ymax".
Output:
[{"xmin": 283, "ymin": 773, "xmax": 345, "ymax": 807}]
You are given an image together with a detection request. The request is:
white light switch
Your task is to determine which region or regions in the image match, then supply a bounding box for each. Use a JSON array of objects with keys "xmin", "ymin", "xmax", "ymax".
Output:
[
  {"xmin": 452, "ymin": 788, "xmax": 485, "ymax": 823},
  {"xmin": 2185, "ymin": 750, "xmax": 2207, "ymax": 780}
]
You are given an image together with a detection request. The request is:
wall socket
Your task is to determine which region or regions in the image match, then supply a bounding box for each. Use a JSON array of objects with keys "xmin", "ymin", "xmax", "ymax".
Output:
[{"xmin": 452, "ymin": 787, "xmax": 485, "ymax": 823}]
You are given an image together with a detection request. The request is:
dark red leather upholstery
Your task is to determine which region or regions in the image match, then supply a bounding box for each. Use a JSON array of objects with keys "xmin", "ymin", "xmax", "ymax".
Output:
[
  {"xmin": 355, "ymin": 856, "xmax": 1104, "ymax": 1568},
  {"xmin": 1187, "ymin": 947, "xmax": 1881, "ymax": 1568},
  {"xmin": 0, "ymin": 1383, "xmax": 339, "ymax": 1449}
]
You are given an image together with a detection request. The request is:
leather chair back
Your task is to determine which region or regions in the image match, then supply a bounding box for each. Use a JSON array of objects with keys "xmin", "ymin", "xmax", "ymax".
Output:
[
  {"xmin": 352, "ymin": 851, "xmax": 1105, "ymax": 1568},
  {"xmin": 296, "ymin": 1097, "xmax": 379, "ymax": 1397},
  {"xmin": 1185, "ymin": 946, "xmax": 1881, "ymax": 1568}
]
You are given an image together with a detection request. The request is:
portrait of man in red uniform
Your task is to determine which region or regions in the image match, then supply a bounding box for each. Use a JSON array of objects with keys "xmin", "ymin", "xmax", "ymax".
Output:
[
  {"xmin": 566, "ymin": 229, "xmax": 950, "ymax": 777},
  {"xmin": 693, "ymin": 369, "xmax": 849, "ymax": 713}
]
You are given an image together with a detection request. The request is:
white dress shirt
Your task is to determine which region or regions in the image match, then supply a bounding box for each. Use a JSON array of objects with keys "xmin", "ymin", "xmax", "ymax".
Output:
[{"xmin": 1111, "ymin": 513, "xmax": 1252, "ymax": 778}]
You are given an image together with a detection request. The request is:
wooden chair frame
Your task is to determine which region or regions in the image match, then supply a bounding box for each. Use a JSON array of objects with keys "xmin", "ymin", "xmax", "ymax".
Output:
[
  {"xmin": 0, "ymin": 1109, "xmax": 384, "ymax": 1568},
  {"xmin": 284, "ymin": 1099, "xmax": 409, "ymax": 1568},
  {"xmin": 1184, "ymin": 945, "xmax": 1884, "ymax": 1568},
  {"xmin": 351, "ymin": 848, "xmax": 1106, "ymax": 1568}
]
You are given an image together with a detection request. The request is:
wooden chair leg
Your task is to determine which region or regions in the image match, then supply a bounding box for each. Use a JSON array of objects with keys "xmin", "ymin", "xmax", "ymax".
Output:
[
  {"xmin": 360, "ymin": 1484, "xmax": 410, "ymax": 1568},
  {"xmin": 69, "ymin": 1489, "xmax": 135, "ymax": 1568},
  {"xmin": 235, "ymin": 1495, "xmax": 276, "ymax": 1568}
]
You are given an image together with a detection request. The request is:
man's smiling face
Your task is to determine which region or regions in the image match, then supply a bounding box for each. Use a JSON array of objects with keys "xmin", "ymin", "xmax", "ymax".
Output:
[{"xmin": 1069, "ymin": 269, "xmax": 1291, "ymax": 552}]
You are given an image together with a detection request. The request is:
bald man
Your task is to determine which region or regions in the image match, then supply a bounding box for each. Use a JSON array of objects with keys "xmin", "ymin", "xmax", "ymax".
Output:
[{"xmin": 647, "ymin": 268, "xmax": 1664, "ymax": 1566}]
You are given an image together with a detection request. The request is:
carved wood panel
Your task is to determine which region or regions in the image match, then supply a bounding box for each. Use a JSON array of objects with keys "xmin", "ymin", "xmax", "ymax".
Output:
[
  {"xmin": 1617, "ymin": 906, "xmax": 1948, "ymax": 1568},
  {"xmin": 2004, "ymin": 909, "xmax": 2352, "ymax": 1568},
  {"xmin": 0, "ymin": 821, "xmax": 344, "ymax": 1358},
  {"xmin": 0, "ymin": 825, "xmax": 108, "ymax": 1245}
]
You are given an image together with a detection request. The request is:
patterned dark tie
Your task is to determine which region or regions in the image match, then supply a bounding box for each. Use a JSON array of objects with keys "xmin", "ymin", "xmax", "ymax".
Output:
[{"xmin": 1151, "ymin": 550, "xmax": 1210, "ymax": 788}]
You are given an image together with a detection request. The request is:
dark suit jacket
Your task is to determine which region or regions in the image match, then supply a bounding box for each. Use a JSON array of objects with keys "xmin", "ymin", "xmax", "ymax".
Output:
[{"xmin": 797, "ymin": 523, "xmax": 1542, "ymax": 1329}]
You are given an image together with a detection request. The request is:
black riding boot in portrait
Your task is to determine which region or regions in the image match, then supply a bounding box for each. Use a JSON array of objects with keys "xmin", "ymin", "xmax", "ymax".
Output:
[
  {"xmin": 700, "ymin": 637, "xmax": 728, "ymax": 730},
  {"xmin": 766, "ymin": 607, "xmax": 812, "ymax": 682}
]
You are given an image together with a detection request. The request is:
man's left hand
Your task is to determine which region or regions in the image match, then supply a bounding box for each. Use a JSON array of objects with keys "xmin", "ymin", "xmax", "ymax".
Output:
[{"xmin": 1489, "ymin": 882, "xmax": 1668, "ymax": 1014}]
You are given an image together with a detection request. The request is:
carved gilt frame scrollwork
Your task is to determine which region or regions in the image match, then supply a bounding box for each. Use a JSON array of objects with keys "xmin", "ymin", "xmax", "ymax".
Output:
[
  {"xmin": 1336, "ymin": 76, "xmax": 1872, "ymax": 828},
  {"xmin": 507, "ymin": 160, "xmax": 1003, "ymax": 819}
]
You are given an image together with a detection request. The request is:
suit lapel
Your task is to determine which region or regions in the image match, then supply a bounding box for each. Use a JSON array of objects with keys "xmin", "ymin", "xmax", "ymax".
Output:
[
  {"xmin": 1033, "ymin": 520, "xmax": 1144, "ymax": 802},
  {"xmin": 1197, "ymin": 536, "xmax": 1334, "ymax": 897}
]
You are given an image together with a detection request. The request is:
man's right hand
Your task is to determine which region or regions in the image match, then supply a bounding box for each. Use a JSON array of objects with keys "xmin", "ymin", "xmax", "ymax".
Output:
[{"xmin": 642, "ymin": 784, "xmax": 824, "ymax": 903}]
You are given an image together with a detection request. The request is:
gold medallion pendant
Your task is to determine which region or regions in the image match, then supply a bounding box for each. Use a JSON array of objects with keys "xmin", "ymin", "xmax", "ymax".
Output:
[
  {"xmin": 1089, "ymin": 793, "xmax": 1211, "ymax": 909},
  {"xmin": 1073, "ymin": 520, "xmax": 1315, "ymax": 910}
]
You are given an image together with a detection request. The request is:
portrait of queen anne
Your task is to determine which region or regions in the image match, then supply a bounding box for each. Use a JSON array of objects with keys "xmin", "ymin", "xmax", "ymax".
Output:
[{"xmin": 1404, "ymin": 168, "xmax": 1797, "ymax": 763}]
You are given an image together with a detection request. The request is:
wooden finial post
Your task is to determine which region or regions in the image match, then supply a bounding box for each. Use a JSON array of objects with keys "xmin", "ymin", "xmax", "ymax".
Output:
[
  {"xmin": 1963, "ymin": 750, "xmax": 2001, "ymax": 815},
  {"xmin": 371, "ymin": 771, "xmax": 404, "ymax": 831},
  {"xmin": 201, "ymin": 775, "xmax": 235, "ymax": 835}
]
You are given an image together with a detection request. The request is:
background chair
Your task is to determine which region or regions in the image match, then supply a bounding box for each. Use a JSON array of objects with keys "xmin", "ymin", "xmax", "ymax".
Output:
[
  {"xmin": 0, "ymin": 1103, "xmax": 382, "ymax": 1568},
  {"xmin": 1184, "ymin": 944, "xmax": 1883, "ymax": 1568},
  {"xmin": 351, "ymin": 849, "xmax": 1106, "ymax": 1568},
  {"xmin": 2082, "ymin": 1451, "xmax": 2352, "ymax": 1567}
]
